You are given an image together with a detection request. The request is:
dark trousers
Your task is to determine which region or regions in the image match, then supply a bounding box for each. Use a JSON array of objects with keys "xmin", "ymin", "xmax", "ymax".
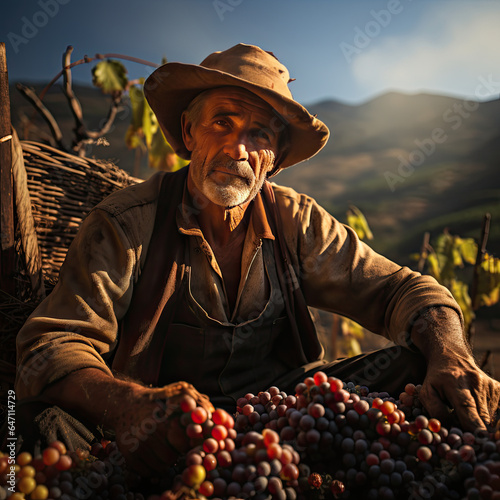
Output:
[{"xmin": 286, "ymin": 345, "xmax": 426, "ymax": 396}]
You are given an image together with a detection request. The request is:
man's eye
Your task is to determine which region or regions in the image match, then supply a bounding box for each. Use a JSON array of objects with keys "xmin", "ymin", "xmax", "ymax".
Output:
[
  {"xmin": 214, "ymin": 119, "xmax": 229, "ymax": 127},
  {"xmin": 255, "ymin": 131, "xmax": 271, "ymax": 143}
]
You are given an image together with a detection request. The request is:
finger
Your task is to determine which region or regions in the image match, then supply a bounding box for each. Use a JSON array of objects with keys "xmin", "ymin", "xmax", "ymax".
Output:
[
  {"xmin": 486, "ymin": 380, "xmax": 500, "ymax": 423},
  {"xmin": 158, "ymin": 382, "xmax": 215, "ymax": 413},
  {"xmin": 473, "ymin": 389, "xmax": 495, "ymax": 430},
  {"xmin": 447, "ymin": 388, "xmax": 487, "ymax": 432},
  {"xmin": 419, "ymin": 384, "xmax": 455, "ymax": 427},
  {"xmin": 449, "ymin": 375, "xmax": 495, "ymax": 430}
]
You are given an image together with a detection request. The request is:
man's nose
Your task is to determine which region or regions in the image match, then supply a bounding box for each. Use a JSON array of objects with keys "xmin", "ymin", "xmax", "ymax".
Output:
[{"xmin": 224, "ymin": 133, "xmax": 250, "ymax": 161}]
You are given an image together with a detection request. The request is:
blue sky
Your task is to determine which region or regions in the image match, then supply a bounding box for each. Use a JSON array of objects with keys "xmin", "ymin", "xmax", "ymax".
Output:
[{"xmin": 1, "ymin": 0, "xmax": 500, "ymax": 105}]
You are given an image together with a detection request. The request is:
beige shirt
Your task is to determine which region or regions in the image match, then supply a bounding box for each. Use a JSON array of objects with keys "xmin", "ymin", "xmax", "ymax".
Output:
[
  {"xmin": 15, "ymin": 172, "xmax": 462, "ymax": 399},
  {"xmin": 177, "ymin": 181, "xmax": 275, "ymax": 324}
]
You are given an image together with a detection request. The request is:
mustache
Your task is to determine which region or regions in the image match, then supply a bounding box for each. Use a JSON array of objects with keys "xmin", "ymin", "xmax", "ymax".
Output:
[{"xmin": 208, "ymin": 156, "xmax": 254, "ymax": 182}]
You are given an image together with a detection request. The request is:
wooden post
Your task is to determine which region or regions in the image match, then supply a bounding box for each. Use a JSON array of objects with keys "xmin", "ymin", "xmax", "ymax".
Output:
[
  {"xmin": 0, "ymin": 42, "xmax": 15, "ymax": 294},
  {"xmin": 466, "ymin": 213, "xmax": 491, "ymax": 346}
]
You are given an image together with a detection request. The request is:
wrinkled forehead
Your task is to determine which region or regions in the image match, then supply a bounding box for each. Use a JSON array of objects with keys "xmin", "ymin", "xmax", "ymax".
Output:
[{"xmin": 198, "ymin": 87, "xmax": 276, "ymax": 120}]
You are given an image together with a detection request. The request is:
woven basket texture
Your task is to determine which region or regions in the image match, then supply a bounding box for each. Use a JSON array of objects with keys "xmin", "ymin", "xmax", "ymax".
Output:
[{"xmin": 0, "ymin": 140, "xmax": 140, "ymax": 420}]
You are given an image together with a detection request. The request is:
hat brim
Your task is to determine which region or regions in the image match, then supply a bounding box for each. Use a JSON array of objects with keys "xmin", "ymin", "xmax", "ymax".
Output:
[{"xmin": 144, "ymin": 62, "xmax": 329, "ymax": 174}]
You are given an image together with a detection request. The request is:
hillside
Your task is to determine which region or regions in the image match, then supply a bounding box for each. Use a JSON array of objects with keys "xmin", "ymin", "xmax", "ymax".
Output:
[
  {"xmin": 9, "ymin": 84, "xmax": 500, "ymax": 265},
  {"xmin": 278, "ymin": 92, "xmax": 500, "ymax": 264}
]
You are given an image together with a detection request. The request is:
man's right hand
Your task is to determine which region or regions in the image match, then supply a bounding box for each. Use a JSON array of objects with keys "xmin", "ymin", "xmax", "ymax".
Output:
[
  {"xmin": 41, "ymin": 369, "xmax": 214, "ymax": 476},
  {"xmin": 112, "ymin": 381, "xmax": 214, "ymax": 476}
]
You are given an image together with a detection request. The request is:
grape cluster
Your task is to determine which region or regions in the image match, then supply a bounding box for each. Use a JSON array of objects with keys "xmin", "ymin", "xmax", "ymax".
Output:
[
  {"xmin": 172, "ymin": 371, "xmax": 500, "ymax": 500},
  {"xmin": 2, "ymin": 372, "xmax": 500, "ymax": 500},
  {"xmin": 397, "ymin": 383, "xmax": 425, "ymax": 420},
  {"xmin": 0, "ymin": 439, "xmax": 144, "ymax": 500},
  {"xmin": 162, "ymin": 397, "xmax": 304, "ymax": 500}
]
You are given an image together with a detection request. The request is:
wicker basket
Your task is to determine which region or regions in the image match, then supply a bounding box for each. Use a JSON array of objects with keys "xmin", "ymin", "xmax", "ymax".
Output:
[
  {"xmin": 0, "ymin": 137, "xmax": 141, "ymax": 421},
  {"xmin": 20, "ymin": 141, "xmax": 140, "ymax": 286}
]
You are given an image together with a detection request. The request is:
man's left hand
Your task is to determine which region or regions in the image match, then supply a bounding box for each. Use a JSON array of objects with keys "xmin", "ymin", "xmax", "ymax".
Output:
[
  {"xmin": 419, "ymin": 349, "xmax": 500, "ymax": 431},
  {"xmin": 411, "ymin": 306, "xmax": 500, "ymax": 431}
]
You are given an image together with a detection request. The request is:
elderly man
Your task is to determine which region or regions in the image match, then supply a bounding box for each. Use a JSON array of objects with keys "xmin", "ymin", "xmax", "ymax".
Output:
[{"xmin": 14, "ymin": 44, "xmax": 499, "ymax": 474}]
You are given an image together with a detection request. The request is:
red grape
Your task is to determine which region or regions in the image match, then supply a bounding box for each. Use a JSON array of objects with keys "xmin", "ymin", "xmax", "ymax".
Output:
[
  {"xmin": 42, "ymin": 447, "xmax": 60, "ymax": 466},
  {"xmin": 313, "ymin": 371, "xmax": 328, "ymax": 386},
  {"xmin": 191, "ymin": 407, "xmax": 208, "ymax": 424},
  {"xmin": 198, "ymin": 480, "xmax": 214, "ymax": 497},
  {"xmin": 179, "ymin": 395, "xmax": 197, "ymax": 413},
  {"xmin": 417, "ymin": 446, "xmax": 432, "ymax": 462}
]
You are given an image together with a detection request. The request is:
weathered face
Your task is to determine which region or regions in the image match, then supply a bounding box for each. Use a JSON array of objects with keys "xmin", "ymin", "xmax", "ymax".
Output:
[{"xmin": 182, "ymin": 87, "xmax": 279, "ymax": 209}]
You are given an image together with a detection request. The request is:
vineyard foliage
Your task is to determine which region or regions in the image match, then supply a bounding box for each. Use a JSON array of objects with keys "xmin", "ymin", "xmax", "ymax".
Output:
[
  {"xmin": 344, "ymin": 213, "xmax": 500, "ymax": 355},
  {"xmin": 346, "ymin": 205, "xmax": 373, "ymax": 242},
  {"xmin": 477, "ymin": 255, "xmax": 500, "ymax": 307},
  {"xmin": 91, "ymin": 58, "xmax": 188, "ymax": 172},
  {"xmin": 412, "ymin": 231, "xmax": 500, "ymax": 333}
]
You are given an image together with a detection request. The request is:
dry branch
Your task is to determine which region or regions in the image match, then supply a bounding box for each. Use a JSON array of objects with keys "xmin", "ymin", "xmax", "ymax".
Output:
[
  {"xmin": 16, "ymin": 83, "xmax": 65, "ymax": 150},
  {"xmin": 467, "ymin": 213, "xmax": 491, "ymax": 346}
]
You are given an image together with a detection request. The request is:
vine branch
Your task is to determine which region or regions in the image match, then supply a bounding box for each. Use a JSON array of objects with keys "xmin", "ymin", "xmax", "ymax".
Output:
[
  {"xmin": 16, "ymin": 83, "xmax": 65, "ymax": 150},
  {"xmin": 417, "ymin": 231, "xmax": 431, "ymax": 274},
  {"xmin": 39, "ymin": 48, "xmax": 159, "ymax": 102},
  {"xmin": 59, "ymin": 46, "xmax": 127, "ymax": 155},
  {"xmin": 466, "ymin": 213, "xmax": 491, "ymax": 346}
]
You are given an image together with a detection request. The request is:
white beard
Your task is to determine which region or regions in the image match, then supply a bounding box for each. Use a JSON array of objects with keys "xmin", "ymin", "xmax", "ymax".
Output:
[
  {"xmin": 191, "ymin": 151, "xmax": 273, "ymax": 208},
  {"xmin": 203, "ymin": 173, "xmax": 264, "ymax": 208}
]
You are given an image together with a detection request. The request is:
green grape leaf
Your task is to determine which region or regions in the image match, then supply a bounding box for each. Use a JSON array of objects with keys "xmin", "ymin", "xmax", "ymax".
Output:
[
  {"xmin": 479, "ymin": 287, "xmax": 500, "ymax": 308},
  {"xmin": 434, "ymin": 233, "xmax": 450, "ymax": 255},
  {"xmin": 476, "ymin": 254, "xmax": 500, "ymax": 308},
  {"xmin": 92, "ymin": 60, "xmax": 128, "ymax": 94},
  {"xmin": 452, "ymin": 245, "xmax": 464, "ymax": 269},
  {"xmin": 426, "ymin": 253, "xmax": 441, "ymax": 282},
  {"xmin": 129, "ymin": 85, "xmax": 145, "ymax": 130},
  {"xmin": 346, "ymin": 205, "xmax": 373, "ymax": 241},
  {"xmin": 124, "ymin": 124, "xmax": 144, "ymax": 150},
  {"xmin": 458, "ymin": 238, "xmax": 478, "ymax": 265},
  {"xmin": 450, "ymin": 279, "xmax": 475, "ymax": 332},
  {"xmin": 148, "ymin": 128, "xmax": 178, "ymax": 170},
  {"xmin": 435, "ymin": 234, "xmax": 458, "ymax": 284},
  {"xmin": 142, "ymin": 101, "xmax": 159, "ymax": 148}
]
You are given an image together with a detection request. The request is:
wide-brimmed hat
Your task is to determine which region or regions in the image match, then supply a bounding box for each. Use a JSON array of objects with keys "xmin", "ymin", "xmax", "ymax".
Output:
[{"xmin": 143, "ymin": 43, "xmax": 329, "ymax": 174}]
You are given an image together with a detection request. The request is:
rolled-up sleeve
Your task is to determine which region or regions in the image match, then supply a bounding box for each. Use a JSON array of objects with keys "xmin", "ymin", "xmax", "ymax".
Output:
[
  {"xmin": 15, "ymin": 208, "xmax": 137, "ymax": 399},
  {"xmin": 275, "ymin": 186, "xmax": 463, "ymax": 345}
]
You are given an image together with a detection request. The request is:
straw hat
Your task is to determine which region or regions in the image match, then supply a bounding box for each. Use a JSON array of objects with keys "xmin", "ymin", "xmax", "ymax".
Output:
[{"xmin": 144, "ymin": 43, "xmax": 329, "ymax": 174}]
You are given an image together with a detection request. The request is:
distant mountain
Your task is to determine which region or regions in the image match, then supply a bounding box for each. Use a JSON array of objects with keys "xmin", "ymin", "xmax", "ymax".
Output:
[{"xmin": 9, "ymin": 84, "xmax": 500, "ymax": 265}]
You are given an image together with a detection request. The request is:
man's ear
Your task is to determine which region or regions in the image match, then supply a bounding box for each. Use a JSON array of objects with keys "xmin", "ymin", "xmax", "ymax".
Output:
[{"xmin": 181, "ymin": 111, "xmax": 194, "ymax": 152}]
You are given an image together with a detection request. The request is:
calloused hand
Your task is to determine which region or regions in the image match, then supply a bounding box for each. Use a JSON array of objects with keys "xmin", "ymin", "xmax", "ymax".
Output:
[
  {"xmin": 113, "ymin": 381, "xmax": 214, "ymax": 476},
  {"xmin": 419, "ymin": 351, "xmax": 500, "ymax": 432}
]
